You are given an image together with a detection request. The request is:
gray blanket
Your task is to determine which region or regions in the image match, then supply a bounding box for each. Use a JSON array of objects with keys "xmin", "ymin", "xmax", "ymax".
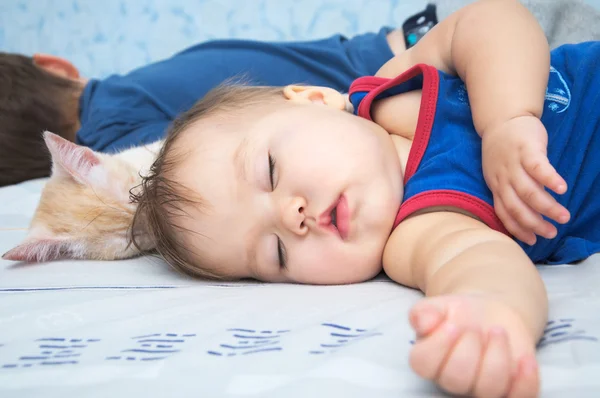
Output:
[{"xmin": 437, "ymin": 0, "xmax": 600, "ymax": 48}]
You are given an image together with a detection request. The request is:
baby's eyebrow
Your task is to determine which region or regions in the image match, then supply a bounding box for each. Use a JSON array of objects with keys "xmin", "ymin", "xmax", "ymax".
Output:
[
  {"xmin": 234, "ymin": 135, "xmax": 262, "ymax": 279},
  {"xmin": 233, "ymin": 135, "xmax": 251, "ymax": 186}
]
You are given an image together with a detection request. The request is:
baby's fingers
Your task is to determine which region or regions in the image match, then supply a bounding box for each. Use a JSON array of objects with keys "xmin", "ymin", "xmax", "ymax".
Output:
[
  {"xmin": 522, "ymin": 153, "xmax": 567, "ymax": 195},
  {"xmin": 495, "ymin": 185, "xmax": 552, "ymax": 244},
  {"xmin": 409, "ymin": 301, "xmax": 445, "ymax": 337},
  {"xmin": 511, "ymin": 172, "xmax": 570, "ymax": 229},
  {"xmin": 409, "ymin": 323, "xmax": 460, "ymax": 380},
  {"xmin": 473, "ymin": 327, "xmax": 512, "ymax": 398},
  {"xmin": 437, "ymin": 330, "xmax": 483, "ymax": 396},
  {"xmin": 494, "ymin": 196, "xmax": 537, "ymax": 245},
  {"xmin": 507, "ymin": 355, "xmax": 540, "ymax": 398}
]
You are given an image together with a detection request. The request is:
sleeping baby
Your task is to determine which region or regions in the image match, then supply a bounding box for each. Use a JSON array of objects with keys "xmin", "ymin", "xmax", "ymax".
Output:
[
  {"xmin": 7, "ymin": 1, "xmax": 600, "ymax": 396},
  {"xmin": 126, "ymin": 1, "xmax": 600, "ymax": 397}
]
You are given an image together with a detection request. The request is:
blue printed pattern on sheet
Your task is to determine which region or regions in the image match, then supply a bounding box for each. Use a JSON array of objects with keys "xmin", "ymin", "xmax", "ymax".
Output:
[
  {"xmin": 105, "ymin": 333, "xmax": 197, "ymax": 361},
  {"xmin": 309, "ymin": 323, "xmax": 382, "ymax": 355},
  {"xmin": 2, "ymin": 338, "xmax": 101, "ymax": 368},
  {"xmin": 207, "ymin": 328, "xmax": 291, "ymax": 357},
  {"xmin": 0, "ymin": 318, "xmax": 597, "ymax": 370},
  {"xmin": 538, "ymin": 319, "xmax": 598, "ymax": 348}
]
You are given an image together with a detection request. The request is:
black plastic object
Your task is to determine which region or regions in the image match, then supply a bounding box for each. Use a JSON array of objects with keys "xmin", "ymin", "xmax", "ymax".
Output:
[{"xmin": 402, "ymin": 3, "xmax": 438, "ymax": 48}]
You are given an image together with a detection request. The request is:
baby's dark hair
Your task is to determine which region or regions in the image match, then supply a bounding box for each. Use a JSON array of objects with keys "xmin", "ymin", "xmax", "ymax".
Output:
[
  {"xmin": 0, "ymin": 53, "xmax": 82, "ymax": 186},
  {"xmin": 131, "ymin": 83, "xmax": 285, "ymax": 279}
]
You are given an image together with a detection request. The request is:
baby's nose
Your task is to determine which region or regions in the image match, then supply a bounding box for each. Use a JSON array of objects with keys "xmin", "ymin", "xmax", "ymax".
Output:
[{"xmin": 281, "ymin": 196, "xmax": 308, "ymax": 236}]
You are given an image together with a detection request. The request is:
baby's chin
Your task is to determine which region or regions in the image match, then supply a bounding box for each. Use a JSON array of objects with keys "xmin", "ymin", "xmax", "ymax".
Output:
[
  {"xmin": 290, "ymin": 251, "xmax": 384, "ymax": 285},
  {"xmin": 335, "ymin": 252, "xmax": 386, "ymax": 284},
  {"xmin": 337, "ymin": 264, "xmax": 384, "ymax": 285}
]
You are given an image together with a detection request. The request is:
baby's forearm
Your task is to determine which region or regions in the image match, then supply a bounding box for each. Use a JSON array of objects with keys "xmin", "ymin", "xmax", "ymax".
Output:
[{"xmin": 424, "ymin": 233, "xmax": 548, "ymax": 345}]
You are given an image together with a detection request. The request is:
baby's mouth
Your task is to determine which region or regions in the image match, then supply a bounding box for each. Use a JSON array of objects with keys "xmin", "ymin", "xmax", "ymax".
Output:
[
  {"xmin": 318, "ymin": 197, "xmax": 341, "ymax": 237},
  {"xmin": 331, "ymin": 207, "xmax": 338, "ymax": 229},
  {"xmin": 318, "ymin": 195, "xmax": 350, "ymax": 240}
]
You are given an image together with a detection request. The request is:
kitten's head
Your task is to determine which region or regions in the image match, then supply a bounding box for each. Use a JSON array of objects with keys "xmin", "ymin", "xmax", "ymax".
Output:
[{"xmin": 2, "ymin": 132, "xmax": 155, "ymax": 262}]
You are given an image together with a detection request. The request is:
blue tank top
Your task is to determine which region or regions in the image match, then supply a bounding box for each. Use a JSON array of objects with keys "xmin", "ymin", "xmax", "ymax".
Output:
[
  {"xmin": 77, "ymin": 28, "xmax": 394, "ymax": 153},
  {"xmin": 349, "ymin": 42, "xmax": 600, "ymax": 265}
]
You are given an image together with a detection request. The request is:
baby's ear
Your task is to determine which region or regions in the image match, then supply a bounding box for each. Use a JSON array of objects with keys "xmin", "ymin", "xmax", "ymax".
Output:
[
  {"xmin": 43, "ymin": 131, "xmax": 108, "ymax": 188},
  {"xmin": 283, "ymin": 85, "xmax": 346, "ymax": 110},
  {"xmin": 2, "ymin": 237, "xmax": 80, "ymax": 263}
]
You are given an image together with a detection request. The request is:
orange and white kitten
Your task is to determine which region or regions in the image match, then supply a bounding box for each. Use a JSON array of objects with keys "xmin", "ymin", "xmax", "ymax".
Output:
[{"xmin": 2, "ymin": 132, "xmax": 162, "ymax": 262}]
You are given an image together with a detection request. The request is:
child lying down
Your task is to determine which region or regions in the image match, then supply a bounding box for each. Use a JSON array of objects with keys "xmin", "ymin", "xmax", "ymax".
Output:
[{"xmin": 6, "ymin": 0, "xmax": 600, "ymax": 396}]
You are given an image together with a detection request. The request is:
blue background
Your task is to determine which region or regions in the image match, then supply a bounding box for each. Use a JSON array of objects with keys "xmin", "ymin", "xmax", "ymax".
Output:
[{"xmin": 1, "ymin": 0, "xmax": 600, "ymax": 78}]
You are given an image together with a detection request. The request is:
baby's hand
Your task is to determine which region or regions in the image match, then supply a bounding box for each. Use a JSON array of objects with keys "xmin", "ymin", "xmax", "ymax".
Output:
[
  {"xmin": 481, "ymin": 115, "xmax": 570, "ymax": 245},
  {"xmin": 409, "ymin": 294, "xmax": 540, "ymax": 397}
]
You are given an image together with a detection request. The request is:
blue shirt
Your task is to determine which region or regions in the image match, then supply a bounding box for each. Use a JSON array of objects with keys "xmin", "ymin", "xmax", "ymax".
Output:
[
  {"xmin": 77, "ymin": 28, "xmax": 395, "ymax": 152},
  {"xmin": 350, "ymin": 42, "xmax": 600, "ymax": 264}
]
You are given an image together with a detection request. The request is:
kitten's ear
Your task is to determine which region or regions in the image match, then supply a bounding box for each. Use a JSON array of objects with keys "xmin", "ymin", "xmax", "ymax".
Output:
[
  {"xmin": 2, "ymin": 238, "xmax": 80, "ymax": 262},
  {"xmin": 43, "ymin": 131, "xmax": 106, "ymax": 187}
]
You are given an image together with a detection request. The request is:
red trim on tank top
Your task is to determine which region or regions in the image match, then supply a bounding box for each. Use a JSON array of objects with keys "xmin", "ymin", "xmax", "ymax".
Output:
[
  {"xmin": 350, "ymin": 63, "xmax": 439, "ymax": 184},
  {"xmin": 394, "ymin": 190, "xmax": 508, "ymax": 235}
]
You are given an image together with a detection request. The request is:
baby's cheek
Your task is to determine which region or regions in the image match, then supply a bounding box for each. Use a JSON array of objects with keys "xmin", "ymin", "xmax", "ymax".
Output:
[
  {"xmin": 295, "ymin": 242, "xmax": 372, "ymax": 284},
  {"xmin": 290, "ymin": 243, "xmax": 339, "ymax": 282}
]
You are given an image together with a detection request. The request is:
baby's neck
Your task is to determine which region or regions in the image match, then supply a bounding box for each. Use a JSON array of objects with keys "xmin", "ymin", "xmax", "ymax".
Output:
[{"xmin": 390, "ymin": 134, "xmax": 411, "ymax": 179}]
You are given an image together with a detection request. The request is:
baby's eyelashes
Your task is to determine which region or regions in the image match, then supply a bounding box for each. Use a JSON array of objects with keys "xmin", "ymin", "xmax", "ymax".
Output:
[
  {"xmin": 276, "ymin": 236, "xmax": 288, "ymax": 269},
  {"xmin": 268, "ymin": 152, "xmax": 277, "ymax": 190}
]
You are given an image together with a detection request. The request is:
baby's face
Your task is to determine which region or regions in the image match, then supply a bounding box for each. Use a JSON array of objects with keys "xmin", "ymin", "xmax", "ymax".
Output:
[{"xmin": 174, "ymin": 102, "xmax": 403, "ymax": 284}]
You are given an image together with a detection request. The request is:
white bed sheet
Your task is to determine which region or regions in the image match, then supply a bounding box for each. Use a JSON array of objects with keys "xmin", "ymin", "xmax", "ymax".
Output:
[{"xmin": 1, "ymin": 179, "xmax": 600, "ymax": 397}]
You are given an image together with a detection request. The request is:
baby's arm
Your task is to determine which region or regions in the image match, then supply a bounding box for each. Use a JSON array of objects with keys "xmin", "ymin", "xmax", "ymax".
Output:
[
  {"xmin": 375, "ymin": 0, "xmax": 570, "ymax": 246},
  {"xmin": 384, "ymin": 211, "xmax": 546, "ymax": 397},
  {"xmin": 377, "ymin": 0, "xmax": 549, "ymax": 133}
]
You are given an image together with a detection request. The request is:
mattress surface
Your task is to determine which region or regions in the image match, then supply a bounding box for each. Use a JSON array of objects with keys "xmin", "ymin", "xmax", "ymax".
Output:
[{"xmin": 2, "ymin": 179, "xmax": 600, "ymax": 397}]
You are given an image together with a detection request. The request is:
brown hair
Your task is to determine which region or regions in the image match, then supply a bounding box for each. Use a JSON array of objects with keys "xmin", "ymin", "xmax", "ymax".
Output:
[
  {"xmin": 0, "ymin": 53, "xmax": 82, "ymax": 186},
  {"xmin": 131, "ymin": 83, "xmax": 285, "ymax": 279}
]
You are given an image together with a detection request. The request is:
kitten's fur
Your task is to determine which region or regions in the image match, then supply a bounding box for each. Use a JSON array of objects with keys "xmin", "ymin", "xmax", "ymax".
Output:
[{"xmin": 2, "ymin": 132, "xmax": 162, "ymax": 262}]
